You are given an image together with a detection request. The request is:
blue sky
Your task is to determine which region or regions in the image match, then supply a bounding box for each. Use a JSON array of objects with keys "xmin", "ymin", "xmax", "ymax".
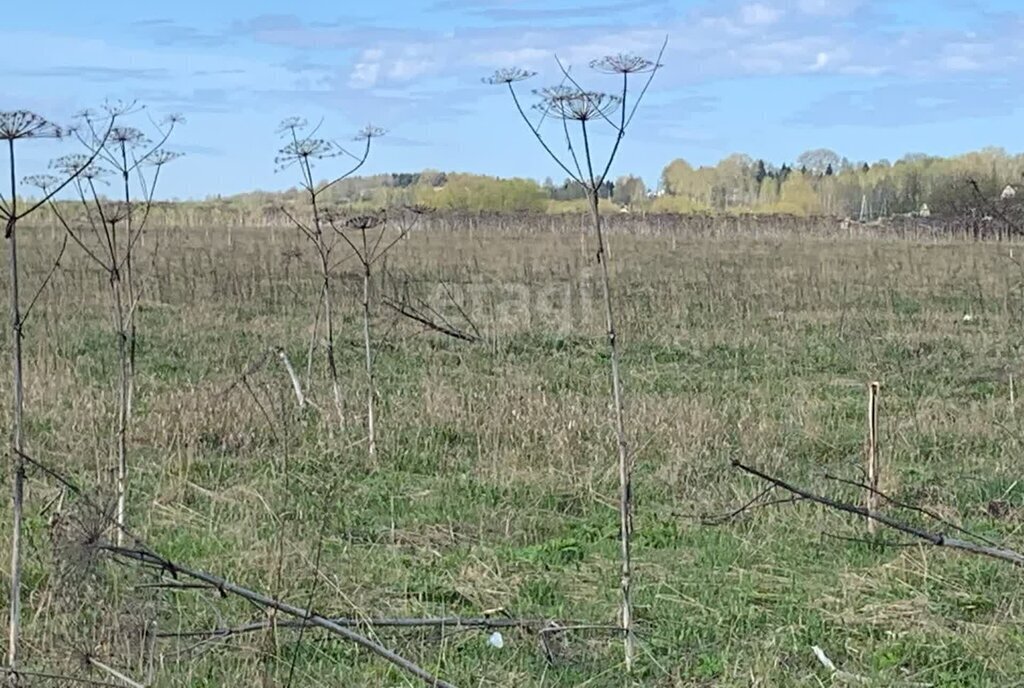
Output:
[{"xmin": 4, "ymin": 0, "xmax": 1024, "ymax": 198}]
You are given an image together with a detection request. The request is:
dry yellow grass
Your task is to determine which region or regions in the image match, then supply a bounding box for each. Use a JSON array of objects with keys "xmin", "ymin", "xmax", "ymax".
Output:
[{"xmin": 1, "ymin": 220, "xmax": 1022, "ymax": 686}]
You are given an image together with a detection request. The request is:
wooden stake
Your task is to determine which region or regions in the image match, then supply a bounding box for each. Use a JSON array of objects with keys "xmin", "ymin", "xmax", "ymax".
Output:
[
  {"xmin": 866, "ymin": 381, "xmax": 880, "ymax": 534},
  {"xmin": 1010, "ymin": 373, "xmax": 1016, "ymax": 418}
]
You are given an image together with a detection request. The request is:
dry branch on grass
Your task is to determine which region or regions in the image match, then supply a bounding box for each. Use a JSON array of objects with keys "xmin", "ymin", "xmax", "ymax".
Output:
[
  {"xmin": 157, "ymin": 615, "xmax": 550, "ymax": 641},
  {"xmin": 15, "ymin": 449, "xmax": 463, "ymax": 687},
  {"xmin": 1, "ymin": 666, "xmax": 130, "ymax": 687},
  {"xmin": 103, "ymin": 546, "xmax": 456, "ymax": 688},
  {"xmin": 732, "ymin": 460, "xmax": 1024, "ymax": 568},
  {"xmin": 381, "ymin": 296, "xmax": 480, "ymax": 343}
]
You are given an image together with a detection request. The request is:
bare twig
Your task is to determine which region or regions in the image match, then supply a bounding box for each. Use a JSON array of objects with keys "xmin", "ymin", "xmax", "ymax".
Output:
[
  {"xmin": 823, "ymin": 472, "xmax": 1004, "ymax": 549},
  {"xmin": 21, "ymin": 234, "xmax": 67, "ymax": 324},
  {"xmin": 733, "ymin": 460, "xmax": 1024, "ymax": 567},
  {"xmin": 1, "ymin": 666, "xmax": 127, "ymax": 687},
  {"xmin": 382, "ymin": 297, "xmax": 479, "ymax": 343},
  {"xmin": 103, "ymin": 546, "xmax": 455, "ymax": 688},
  {"xmin": 86, "ymin": 657, "xmax": 144, "ymax": 688},
  {"xmin": 158, "ymin": 615, "xmax": 549, "ymax": 640},
  {"xmin": 17, "ymin": 448, "xmax": 454, "ymax": 687}
]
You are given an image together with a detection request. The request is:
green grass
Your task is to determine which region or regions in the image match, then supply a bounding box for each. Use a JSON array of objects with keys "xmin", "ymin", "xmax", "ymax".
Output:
[{"xmin": 2, "ymin": 226, "xmax": 1024, "ymax": 686}]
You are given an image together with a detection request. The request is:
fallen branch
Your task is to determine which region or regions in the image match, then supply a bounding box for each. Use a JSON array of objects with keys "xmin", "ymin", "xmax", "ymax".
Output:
[
  {"xmin": 1, "ymin": 666, "xmax": 126, "ymax": 687},
  {"xmin": 103, "ymin": 546, "xmax": 456, "ymax": 687},
  {"xmin": 86, "ymin": 657, "xmax": 144, "ymax": 688},
  {"xmin": 823, "ymin": 472, "xmax": 1003, "ymax": 548},
  {"xmin": 701, "ymin": 485, "xmax": 806, "ymax": 525},
  {"xmin": 158, "ymin": 615, "xmax": 548, "ymax": 641},
  {"xmin": 732, "ymin": 460, "xmax": 1024, "ymax": 568},
  {"xmin": 18, "ymin": 449, "xmax": 456, "ymax": 688},
  {"xmin": 382, "ymin": 297, "xmax": 479, "ymax": 343}
]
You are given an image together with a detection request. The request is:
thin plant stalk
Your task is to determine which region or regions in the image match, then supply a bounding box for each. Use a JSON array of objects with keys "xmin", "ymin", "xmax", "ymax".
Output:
[
  {"xmin": 6, "ymin": 137, "xmax": 24, "ymax": 671},
  {"xmin": 361, "ymin": 249, "xmax": 376, "ymax": 455},
  {"xmin": 587, "ymin": 186, "xmax": 633, "ymax": 664}
]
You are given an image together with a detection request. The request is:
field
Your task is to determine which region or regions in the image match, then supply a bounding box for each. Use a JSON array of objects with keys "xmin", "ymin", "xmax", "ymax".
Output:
[{"xmin": 3, "ymin": 220, "xmax": 1024, "ymax": 687}]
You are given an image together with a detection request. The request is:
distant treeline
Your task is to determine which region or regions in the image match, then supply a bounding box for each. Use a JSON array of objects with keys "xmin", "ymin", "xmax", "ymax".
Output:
[
  {"xmin": 181, "ymin": 146, "xmax": 1020, "ymax": 220},
  {"xmin": 18, "ymin": 146, "xmax": 1022, "ymax": 226}
]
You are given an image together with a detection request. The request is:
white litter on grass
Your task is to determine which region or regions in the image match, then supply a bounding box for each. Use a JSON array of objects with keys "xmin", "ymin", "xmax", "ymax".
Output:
[
  {"xmin": 811, "ymin": 645, "xmax": 871, "ymax": 685},
  {"xmin": 811, "ymin": 645, "xmax": 836, "ymax": 671},
  {"xmin": 962, "ymin": 313, "xmax": 975, "ymax": 322},
  {"xmin": 488, "ymin": 632, "xmax": 504, "ymax": 649}
]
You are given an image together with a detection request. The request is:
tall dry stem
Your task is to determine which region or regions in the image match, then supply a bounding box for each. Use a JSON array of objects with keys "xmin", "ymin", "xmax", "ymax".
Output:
[{"xmin": 487, "ymin": 43, "xmax": 665, "ymax": 671}]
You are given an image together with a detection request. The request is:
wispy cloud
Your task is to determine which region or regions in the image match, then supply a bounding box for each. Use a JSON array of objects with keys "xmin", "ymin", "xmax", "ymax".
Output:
[
  {"xmin": 10, "ymin": 65, "xmax": 170, "ymax": 82},
  {"xmin": 790, "ymin": 78, "xmax": 1024, "ymax": 127},
  {"xmin": 130, "ymin": 19, "xmax": 230, "ymax": 48},
  {"xmin": 429, "ymin": 0, "xmax": 671, "ymax": 22}
]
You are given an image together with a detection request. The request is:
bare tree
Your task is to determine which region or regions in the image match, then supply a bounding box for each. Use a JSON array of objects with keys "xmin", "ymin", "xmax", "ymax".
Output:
[
  {"xmin": 44, "ymin": 106, "xmax": 182, "ymax": 544},
  {"xmin": 0, "ymin": 108, "xmax": 118, "ymax": 672},
  {"xmin": 275, "ymin": 118, "xmax": 384, "ymax": 429},
  {"xmin": 486, "ymin": 44, "xmax": 665, "ymax": 671}
]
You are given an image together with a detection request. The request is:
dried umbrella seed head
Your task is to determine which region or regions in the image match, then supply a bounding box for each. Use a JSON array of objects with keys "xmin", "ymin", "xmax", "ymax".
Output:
[
  {"xmin": 109, "ymin": 126, "xmax": 150, "ymax": 149},
  {"xmin": 50, "ymin": 154, "xmax": 107, "ymax": 180},
  {"xmin": 589, "ymin": 53, "xmax": 659, "ymax": 74},
  {"xmin": 22, "ymin": 175, "xmax": 61, "ymax": 192},
  {"xmin": 0, "ymin": 110, "xmax": 64, "ymax": 140},
  {"xmin": 345, "ymin": 212, "xmax": 387, "ymax": 230},
  {"xmin": 483, "ymin": 67, "xmax": 536, "ymax": 85},
  {"xmin": 534, "ymin": 88, "xmax": 622, "ymax": 122},
  {"xmin": 275, "ymin": 138, "xmax": 339, "ymax": 168},
  {"xmin": 356, "ymin": 125, "xmax": 387, "ymax": 141},
  {"xmin": 277, "ymin": 116, "xmax": 309, "ymax": 134},
  {"xmin": 102, "ymin": 202, "xmax": 131, "ymax": 224},
  {"xmin": 148, "ymin": 149, "xmax": 183, "ymax": 167}
]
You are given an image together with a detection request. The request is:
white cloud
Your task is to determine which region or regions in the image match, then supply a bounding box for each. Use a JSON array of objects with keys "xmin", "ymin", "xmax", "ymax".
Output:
[
  {"xmin": 797, "ymin": 0, "xmax": 863, "ymax": 16},
  {"xmin": 349, "ymin": 61, "xmax": 381, "ymax": 88},
  {"xmin": 740, "ymin": 3, "xmax": 783, "ymax": 26}
]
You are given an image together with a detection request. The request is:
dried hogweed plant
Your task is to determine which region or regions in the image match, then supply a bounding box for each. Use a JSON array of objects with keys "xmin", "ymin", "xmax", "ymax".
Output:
[
  {"xmin": 274, "ymin": 117, "xmax": 385, "ymax": 430},
  {"xmin": 49, "ymin": 104, "xmax": 183, "ymax": 547},
  {"xmin": 324, "ymin": 205, "xmax": 425, "ymax": 456},
  {"xmin": 0, "ymin": 105, "xmax": 121, "ymax": 674},
  {"xmin": 485, "ymin": 44, "xmax": 666, "ymax": 672}
]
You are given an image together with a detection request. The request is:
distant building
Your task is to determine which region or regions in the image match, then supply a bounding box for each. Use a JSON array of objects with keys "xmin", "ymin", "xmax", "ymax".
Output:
[{"xmin": 919, "ymin": 203, "xmax": 931, "ymax": 217}]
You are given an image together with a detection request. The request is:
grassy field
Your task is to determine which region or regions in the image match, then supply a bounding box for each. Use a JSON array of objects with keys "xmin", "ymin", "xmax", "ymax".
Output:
[{"xmin": 3, "ymin": 221, "xmax": 1024, "ymax": 686}]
